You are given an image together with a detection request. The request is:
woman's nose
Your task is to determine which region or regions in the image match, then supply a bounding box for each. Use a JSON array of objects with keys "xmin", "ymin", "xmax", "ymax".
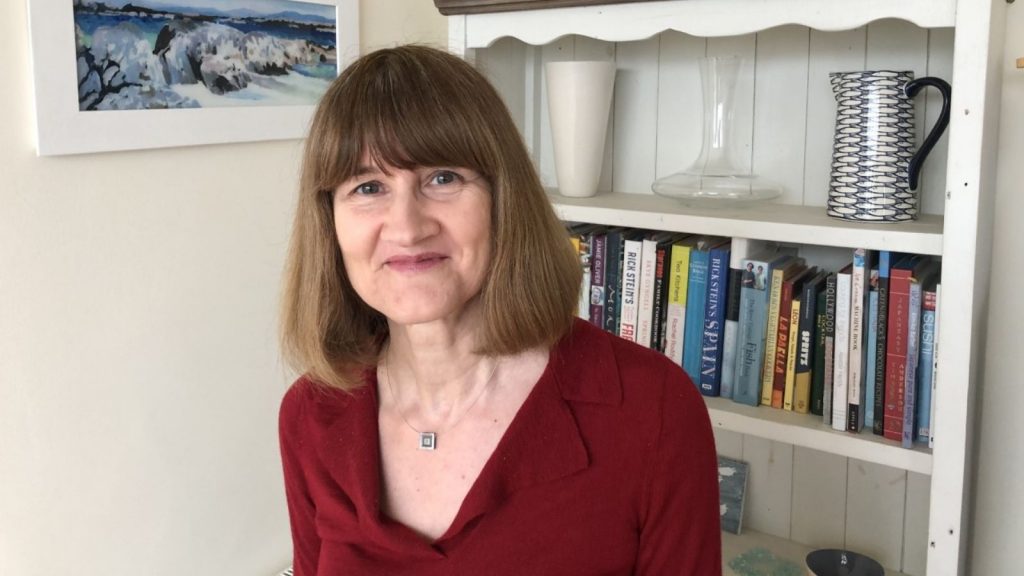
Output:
[{"xmin": 381, "ymin": 183, "xmax": 439, "ymax": 245}]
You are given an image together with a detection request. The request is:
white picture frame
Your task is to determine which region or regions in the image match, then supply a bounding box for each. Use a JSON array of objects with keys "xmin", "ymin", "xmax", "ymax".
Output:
[{"xmin": 26, "ymin": 0, "xmax": 359, "ymax": 156}]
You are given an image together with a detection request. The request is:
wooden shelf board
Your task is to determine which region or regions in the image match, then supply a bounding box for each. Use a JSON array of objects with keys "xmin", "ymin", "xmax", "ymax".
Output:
[
  {"xmin": 706, "ymin": 396, "xmax": 933, "ymax": 475},
  {"xmin": 463, "ymin": 0, "xmax": 956, "ymax": 47},
  {"xmin": 723, "ymin": 528, "xmax": 910, "ymax": 576},
  {"xmin": 552, "ymin": 191, "xmax": 944, "ymax": 255}
]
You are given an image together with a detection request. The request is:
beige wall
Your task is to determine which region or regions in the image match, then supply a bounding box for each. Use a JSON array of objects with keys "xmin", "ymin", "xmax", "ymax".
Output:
[
  {"xmin": 0, "ymin": 2, "xmax": 445, "ymax": 576},
  {"xmin": 970, "ymin": 4, "xmax": 1024, "ymax": 574}
]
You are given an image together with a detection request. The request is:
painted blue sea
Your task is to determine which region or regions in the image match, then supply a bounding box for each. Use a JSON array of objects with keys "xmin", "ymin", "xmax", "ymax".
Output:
[{"xmin": 72, "ymin": 0, "xmax": 339, "ymax": 111}]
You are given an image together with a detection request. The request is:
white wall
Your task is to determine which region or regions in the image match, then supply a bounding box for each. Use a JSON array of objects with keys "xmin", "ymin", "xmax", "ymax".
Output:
[
  {"xmin": 970, "ymin": 4, "xmax": 1024, "ymax": 575},
  {"xmin": 0, "ymin": 2, "xmax": 446, "ymax": 576}
]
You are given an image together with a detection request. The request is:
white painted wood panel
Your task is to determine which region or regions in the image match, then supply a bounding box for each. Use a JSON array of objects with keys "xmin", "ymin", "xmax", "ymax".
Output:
[
  {"xmin": 612, "ymin": 37, "xmax": 661, "ymax": 194},
  {"xmin": 922, "ymin": 29, "xmax": 955, "ymax": 216},
  {"xmin": 790, "ymin": 447, "xmax": 848, "ymax": 550},
  {"xmin": 904, "ymin": 472, "xmax": 931, "ymax": 576},
  {"xmin": 477, "ymin": 39, "xmax": 528, "ymax": 136},
  {"xmin": 804, "ymin": 28, "xmax": 867, "ymax": 207},
  {"xmin": 845, "ymin": 461, "xmax": 908, "ymax": 572},
  {"xmin": 655, "ymin": 32, "xmax": 705, "ymax": 180},
  {"xmin": 752, "ymin": 26, "xmax": 811, "ymax": 206},
  {"xmin": 714, "ymin": 428, "xmax": 744, "ymax": 460},
  {"xmin": 742, "ymin": 436, "xmax": 793, "ymax": 539}
]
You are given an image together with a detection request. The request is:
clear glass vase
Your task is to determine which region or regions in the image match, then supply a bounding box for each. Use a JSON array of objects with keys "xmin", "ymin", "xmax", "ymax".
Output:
[{"xmin": 652, "ymin": 57, "xmax": 781, "ymax": 202}]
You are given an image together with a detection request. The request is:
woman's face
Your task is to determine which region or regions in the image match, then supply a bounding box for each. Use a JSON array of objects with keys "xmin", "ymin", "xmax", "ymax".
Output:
[{"xmin": 332, "ymin": 154, "xmax": 493, "ymax": 327}]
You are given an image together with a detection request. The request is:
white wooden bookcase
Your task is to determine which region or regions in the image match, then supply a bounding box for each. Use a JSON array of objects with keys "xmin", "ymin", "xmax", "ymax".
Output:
[{"xmin": 447, "ymin": 0, "xmax": 1003, "ymax": 574}]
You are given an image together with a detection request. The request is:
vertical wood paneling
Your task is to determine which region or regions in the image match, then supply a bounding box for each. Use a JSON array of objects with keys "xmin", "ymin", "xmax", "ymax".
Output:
[
  {"xmin": 742, "ymin": 436, "xmax": 793, "ymax": 539},
  {"xmin": 752, "ymin": 26, "xmax": 810, "ymax": 206},
  {"xmin": 477, "ymin": 39, "xmax": 528, "ymax": 136},
  {"xmin": 574, "ymin": 37, "xmax": 618, "ymax": 194},
  {"xmin": 612, "ymin": 37, "xmax": 661, "ymax": 194},
  {"xmin": 903, "ymin": 472, "xmax": 931, "ymax": 576},
  {"xmin": 655, "ymin": 32, "xmax": 706, "ymax": 181},
  {"xmin": 804, "ymin": 28, "xmax": 867, "ymax": 207},
  {"xmin": 790, "ymin": 447, "xmax": 848, "ymax": 550},
  {"xmin": 845, "ymin": 461, "xmax": 907, "ymax": 572},
  {"xmin": 922, "ymin": 28, "xmax": 955, "ymax": 216},
  {"xmin": 865, "ymin": 20, "xmax": 930, "ymax": 217},
  {"xmin": 707, "ymin": 35, "xmax": 757, "ymax": 174},
  {"xmin": 537, "ymin": 38, "xmax": 576, "ymax": 187},
  {"xmin": 714, "ymin": 429, "xmax": 744, "ymax": 460}
]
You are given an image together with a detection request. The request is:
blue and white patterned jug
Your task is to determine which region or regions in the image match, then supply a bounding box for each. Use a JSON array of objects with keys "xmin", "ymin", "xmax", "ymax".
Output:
[{"xmin": 828, "ymin": 70, "xmax": 951, "ymax": 222}]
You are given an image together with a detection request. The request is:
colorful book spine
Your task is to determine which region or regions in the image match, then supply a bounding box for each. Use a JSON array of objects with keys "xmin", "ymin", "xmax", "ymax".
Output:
[
  {"xmin": 683, "ymin": 240, "xmax": 713, "ymax": 380},
  {"xmin": 664, "ymin": 241, "xmax": 692, "ymax": 367},
  {"xmin": 847, "ymin": 249, "xmax": 871, "ymax": 432},
  {"xmin": 771, "ymin": 266, "xmax": 809, "ymax": 409},
  {"xmin": 929, "ymin": 283, "xmax": 942, "ymax": 449},
  {"xmin": 903, "ymin": 271, "xmax": 925, "ymax": 448},
  {"xmin": 917, "ymin": 280, "xmax": 938, "ymax": 444},
  {"xmin": 884, "ymin": 255, "xmax": 920, "ymax": 442},
  {"xmin": 822, "ymin": 272, "xmax": 838, "ymax": 426},
  {"xmin": 699, "ymin": 242, "xmax": 731, "ymax": 396},
  {"xmin": 865, "ymin": 287, "xmax": 879, "ymax": 430},
  {"xmin": 873, "ymin": 251, "xmax": 892, "ymax": 436},
  {"xmin": 588, "ymin": 231, "xmax": 607, "ymax": 329},
  {"xmin": 650, "ymin": 240, "xmax": 671, "ymax": 352},
  {"xmin": 618, "ymin": 234, "xmax": 643, "ymax": 342},
  {"xmin": 721, "ymin": 239, "xmax": 762, "ymax": 399},
  {"xmin": 603, "ymin": 229, "xmax": 624, "ymax": 335},
  {"xmin": 761, "ymin": 264, "xmax": 789, "ymax": 406},
  {"xmin": 733, "ymin": 254, "xmax": 790, "ymax": 406},
  {"xmin": 636, "ymin": 234, "xmax": 660, "ymax": 348},
  {"xmin": 832, "ymin": 263, "xmax": 852, "ymax": 432},
  {"xmin": 811, "ymin": 286, "xmax": 828, "ymax": 416},
  {"xmin": 783, "ymin": 297, "xmax": 801, "ymax": 410},
  {"xmin": 796, "ymin": 271, "xmax": 826, "ymax": 414}
]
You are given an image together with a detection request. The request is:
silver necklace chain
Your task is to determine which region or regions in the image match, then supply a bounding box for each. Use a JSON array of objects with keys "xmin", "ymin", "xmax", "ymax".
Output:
[{"xmin": 382, "ymin": 346, "xmax": 500, "ymax": 451}]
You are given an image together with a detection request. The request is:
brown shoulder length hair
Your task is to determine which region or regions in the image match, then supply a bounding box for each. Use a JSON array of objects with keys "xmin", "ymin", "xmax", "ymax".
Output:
[{"xmin": 280, "ymin": 45, "xmax": 582, "ymax": 391}]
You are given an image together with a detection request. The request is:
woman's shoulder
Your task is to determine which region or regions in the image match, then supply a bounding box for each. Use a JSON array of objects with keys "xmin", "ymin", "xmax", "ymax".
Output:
[{"xmin": 279, "ymin": 374, "xmax": 374, "ymax": 435}]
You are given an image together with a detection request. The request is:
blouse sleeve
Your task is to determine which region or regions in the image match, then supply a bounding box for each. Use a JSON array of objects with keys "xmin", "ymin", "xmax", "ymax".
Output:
[
  {"xmin": 635, "ymin": 366, "xmax": 722, "ymax": 575},
  {"xmin": 279, "ymin": 381, "xmax": 321, "ymax": 576}
]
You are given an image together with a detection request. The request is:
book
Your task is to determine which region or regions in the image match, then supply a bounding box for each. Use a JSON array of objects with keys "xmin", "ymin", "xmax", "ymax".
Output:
[
  {"xmin": 771, "ymin": 264, "xmax": 813, "ymax": 408},
  {"xmin": 761, "ymin": 259, "xmax": 806, "ymax": 407},
  {"xmin": 832, "ymin": 263, "xmax": 852, "ymax": 432},
  {"xmin": 699, "ymin": 241, "xmax": 731, "ymax": 396},
  {"xmin": 821, "ymin": 272, "xmax": 838, "ymax": 426},
  {"xmin": 783, "ymin": 296, "xmax": 801, "ymax": 410},
  {"xmin": 872, "ymin": 251, "xmax": 893, "ymax": 436},
  {"xmin": 567, "ymin": 224, "xmax": 591, "ymax": 320},
  {"xmin": 847, "ymin": 249, "xmax": 872, "ymax": 432},
  {"xmin": 603, "ymin": 228, "xmax": 626, "ymax": 335},
  {"xmin": 684, "ymin": 237, "xmax": 727, "ymax": 380},
  {"xmin": 928, "ymin": 283, "xmax": 942, "ymax": 449},
  {"xmin": 796, "ymin": 270, "xmax": 827, "ymax": 414},
  {"xmin": 733, "ymin": 252, "xmax": 794, "ymax": 406},
  {"xmin": 917, "ymin": 271, "xmax": 940, "ymax": 444},
  {"xmin": 721, "ymin": 239, "xmax": 765, "ymax": 399},
  {"xmin": 865, "ymin": 284, "xmax": 879, "ymax": 431},
  {"xmin": 903, "ymin": 260, "xmax": 940, "ymax": 447},
  {"xmin": 664, "ymin": 238, "xmax": 695, "ymax": 367},
  {"xmin": 588, "ymin": 229, "xmax": 608, "ymax": 329},
  {"xmin": 618, "ymin": 231, "xmax": 645, "ymax": 342},
  {"xmin": 884, "ymin": 254, "xmax": 927, "ymax": 442},
  {"xmin": 636, "ymin": 231, "xmax": 663, "ymax": 348},
  {"xmin": 650, "ymin": 237, "xmax": 675, "ymax": 352}
]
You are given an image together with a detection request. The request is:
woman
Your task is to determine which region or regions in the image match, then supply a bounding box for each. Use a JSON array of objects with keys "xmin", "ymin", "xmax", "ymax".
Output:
[{"xmin": 279, "ymin": 45, "xmax": 720, "ymax": 575}]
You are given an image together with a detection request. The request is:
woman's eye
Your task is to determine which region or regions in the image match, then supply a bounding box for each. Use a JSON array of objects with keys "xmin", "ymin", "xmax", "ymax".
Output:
[
  {"xmin": 430, "ymin": 170, "xmax": 460, "ymax": 186},
  {"xmin": 353, "ymin": 181, "xmax": 381, "ymax": 196}
]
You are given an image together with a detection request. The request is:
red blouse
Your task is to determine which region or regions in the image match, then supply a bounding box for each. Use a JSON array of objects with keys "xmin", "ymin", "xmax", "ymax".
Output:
[{"xmin": 279, "ymin": 319, "xmax": 721, "ymax": 575}]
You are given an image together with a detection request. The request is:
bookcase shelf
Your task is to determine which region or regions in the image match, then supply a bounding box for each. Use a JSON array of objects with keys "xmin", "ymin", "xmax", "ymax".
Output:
[
  {"xmin": 551, "ymin": 191, "xmax": 945, "ymax": 255},
  {"xmin": 451, "ymin": 0, "xmax": 1001, "ymax": 573},
  {"xmin": 459, "ymin": 0, "xmax": 956, "ymax": 47},
  {"xmin": 705, "ymin": 396, "xmax": 933, "ymax": 475}
]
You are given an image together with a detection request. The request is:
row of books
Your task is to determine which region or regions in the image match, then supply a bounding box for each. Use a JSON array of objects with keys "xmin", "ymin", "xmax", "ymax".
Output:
[{"xmin": 568, "ymin": 224, "xmax": 941, "ymax": 449}]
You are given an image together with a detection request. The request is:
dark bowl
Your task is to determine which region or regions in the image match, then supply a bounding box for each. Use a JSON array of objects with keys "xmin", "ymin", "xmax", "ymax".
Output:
[{"xmin": 806, "ymin": 549, "xmax": 885, "ymax": 576}]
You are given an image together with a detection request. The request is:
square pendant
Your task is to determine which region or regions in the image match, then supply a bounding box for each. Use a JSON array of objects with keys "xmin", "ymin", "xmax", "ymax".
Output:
[{"xmin": 418, "ymin": 432, "xmax": 437, "ymax": 451}]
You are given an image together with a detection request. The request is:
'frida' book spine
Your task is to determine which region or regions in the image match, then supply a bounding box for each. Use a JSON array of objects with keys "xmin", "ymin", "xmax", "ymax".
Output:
[
  {"xmin": 721, "ymin": 239, "xmax": 763, "ymax": 399},
  {"xmin": 733, "ymin": 254, "xmax": 790, "ymax": 406}
]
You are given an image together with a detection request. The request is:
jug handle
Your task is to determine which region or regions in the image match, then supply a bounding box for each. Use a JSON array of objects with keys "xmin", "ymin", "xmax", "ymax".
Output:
[{"xmin": 905, "ymin": 77, "xmax": 952, "ymax": 191}]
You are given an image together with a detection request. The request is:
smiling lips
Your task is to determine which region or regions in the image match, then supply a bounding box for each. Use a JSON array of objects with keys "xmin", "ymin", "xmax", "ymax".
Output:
[{"xmin": 384, "ymin": 253, "xmax": 447, "ymax": 273}]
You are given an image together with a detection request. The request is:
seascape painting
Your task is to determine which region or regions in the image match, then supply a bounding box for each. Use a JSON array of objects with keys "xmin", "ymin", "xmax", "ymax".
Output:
[
  {"xmin": 73, "ymin": 0, "xmax": 338, "ymax": 111},
  {"xmin": 718, "ymin": 455, "xmax": 749, "ymax": 535}
]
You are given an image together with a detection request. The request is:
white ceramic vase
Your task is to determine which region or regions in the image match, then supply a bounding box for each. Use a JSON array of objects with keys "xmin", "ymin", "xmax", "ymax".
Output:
[{"xmin": 544, "ymin": 60, "xmax": 616, "ymax": 198}]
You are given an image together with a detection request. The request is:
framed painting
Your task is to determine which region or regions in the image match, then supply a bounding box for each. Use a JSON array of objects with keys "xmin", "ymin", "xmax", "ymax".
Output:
[
  {"xmin": 718, "ymin": 455, "xmax": 749, "ymax": 535},
  {"xmin": 26, "ymin": 0, "xmax": 359, "ymax": 156}
]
